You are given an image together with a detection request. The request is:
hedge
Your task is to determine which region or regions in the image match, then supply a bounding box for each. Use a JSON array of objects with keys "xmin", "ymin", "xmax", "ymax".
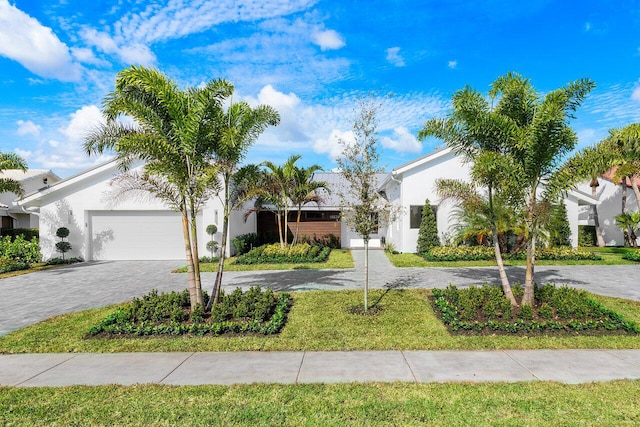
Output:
[
  {"xmin": 424, "ymin": 246, "xmax": 601, "ymax": 262},
  {"xmin": 235, "ymin": 243, "xmax": 331, "ymax": 264}
]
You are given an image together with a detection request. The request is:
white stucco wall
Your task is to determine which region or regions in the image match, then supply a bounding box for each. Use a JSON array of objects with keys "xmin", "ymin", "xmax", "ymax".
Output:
[
  {"xmin": 384, "ymin": 150, "xmax": 471, "ymax": 253},
  {"xmin": 577, "ymin": 178, "xmax": 640, "ymax": 246}
]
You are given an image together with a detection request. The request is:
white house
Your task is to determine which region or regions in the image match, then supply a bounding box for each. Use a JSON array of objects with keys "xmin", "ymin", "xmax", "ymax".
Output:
[
  {"xmin": 16, "ymin": 147, "xmax": 635, "ymax": 260},
  {"xmin": 18, "ymin": 160, "xmax": 254, "ymax": 260},
  {"xmin": 0, "ymin": 169, "xmax": 60, "ymax": 230}
]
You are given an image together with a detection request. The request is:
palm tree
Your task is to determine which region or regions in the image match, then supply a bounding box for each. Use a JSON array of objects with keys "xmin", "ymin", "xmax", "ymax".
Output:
[
  {"xmin": 0, "ymin": 152, "xmax": 28, "ymax": 195},
  {"xmin": 208, "ymin": 101, "xmax": 280, "ymax": 309},
  {"xmin": 85, "ymin": 65, "xmax": 232, "ymax": 310},
  {"xmin": 259, "ymin": 155, "xmax": 301, "ymax": 247},
  {"xmin": 615, "ymin": 212, "xmax": 640, "ymax": 248},
  {"xmin": 291, "ymin": 163, "xmax": 327, "ymax": 244}
]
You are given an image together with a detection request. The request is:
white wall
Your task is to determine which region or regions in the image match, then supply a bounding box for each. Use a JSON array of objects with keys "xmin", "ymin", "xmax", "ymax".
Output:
[
  {"xmin": 577, "ymin": 178, "xmax": 640, "ymax": 246},
  {"xmin": 386, "ymin": 150, "xmax": 471, "ymax": 253}
]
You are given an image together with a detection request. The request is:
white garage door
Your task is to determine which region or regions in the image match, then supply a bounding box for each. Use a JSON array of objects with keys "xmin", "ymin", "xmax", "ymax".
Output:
[{"xmin": 89, "ymin": 210, "xmax": 198, "ymax": 260}]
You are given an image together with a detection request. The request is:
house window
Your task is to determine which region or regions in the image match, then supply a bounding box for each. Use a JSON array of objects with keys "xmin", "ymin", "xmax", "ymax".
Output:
[{"xmin": 410, "ymin": 205, "xmax": 437, "ymax": 229}]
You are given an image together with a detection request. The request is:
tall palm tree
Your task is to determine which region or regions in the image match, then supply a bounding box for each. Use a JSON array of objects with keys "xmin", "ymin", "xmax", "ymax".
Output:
[
  {"xmin": 208, "ymin": 101, "xmax": 280, "ymax": 308},
  {"xmin": 291, "ymin": 163, "xmax": 327, "ymax": 244},
  {"xmin": 260, "ymin": 155, "xmax": 301, "ymax": 247},
  {"xmin": 85, "ymin": 65, "xmax": 232, "ymax": 310},
  {"xmin": 0, "ymin": 152, "xmax": 28, "ymax": 195}
]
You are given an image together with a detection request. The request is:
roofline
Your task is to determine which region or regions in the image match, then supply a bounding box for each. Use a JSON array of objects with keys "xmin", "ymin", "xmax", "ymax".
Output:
[
  {"xmin": 392, "ymin": 146, "xmax": 453, "ymax": 175},
  {"xmin": 567, "ymin": 189, "xmax": 598, "ymax": 205},
  {"xmin": 18, "ymin": 157, "xmax": 119, "ymax": 205}
]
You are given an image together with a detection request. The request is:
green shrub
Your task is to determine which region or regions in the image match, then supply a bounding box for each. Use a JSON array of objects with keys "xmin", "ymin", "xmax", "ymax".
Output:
[
  {"xmin": 0, "ymin": 228, "xmax": 39, "ymax": 241},
  {"xmin": 299, "ymin": 233, "xmax": 341, "ymax": 249},
  {"xmin": 424, "ymin": 245, "xmax": 601, "ymax": 262},
  {"xmin": 417, "ymin": 199, "xmax": 440, "ymax": 254},
  {"xmin": 578, "ymin": 225, "xmax": 597, "ymax": 247},
  {"xmin": 55, "ymin": 227, "xmax": 72, "ymax": 260},
  {"xmin": 0, "ymin": 256, "xmax": 29, "ymax": 273},
  {"xmin": 89, "ymin": 287, "xmax": 291, "ymax": 337},
  {"xmin": 548, "ymin": 201, "xmax": 571, "ymax": 247},
  {"xmin": 622, "ymin": 250, "xmax": 640, "ymax": 262},
  {"xmin": 0, "ymin": 235, "xmax": 41, "ymax": 264},
  {"xmin": 235, "ymin": 243, "xmax": 331, "ymax": 264},
  {"xmin": 431, "ymin": 284, "xmax": 639, "ymax": 335},
  {"xmin": 45, "ymin": 257, "xmax": 83, "ymax": 266},
  {"xmin": 231, "ymin": 233, "xmax": 260, "ymax": 255}
]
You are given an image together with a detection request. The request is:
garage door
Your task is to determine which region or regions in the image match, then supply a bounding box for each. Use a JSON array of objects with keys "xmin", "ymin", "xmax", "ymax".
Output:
[{"xmin": 89, "ymin": 210, "xmax": 200, "ymax": 260}]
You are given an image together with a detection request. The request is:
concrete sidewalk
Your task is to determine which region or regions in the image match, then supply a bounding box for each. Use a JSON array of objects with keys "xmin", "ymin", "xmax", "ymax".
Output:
[{"xmin": 2, "ymin": 349, "xmax": 640, "ymax": 387}]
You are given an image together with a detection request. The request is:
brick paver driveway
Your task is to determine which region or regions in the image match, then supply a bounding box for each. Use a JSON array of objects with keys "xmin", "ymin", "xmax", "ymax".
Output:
[{"xmin": 1, "ymin": 253, "xmax": 638, "ymax": 336}]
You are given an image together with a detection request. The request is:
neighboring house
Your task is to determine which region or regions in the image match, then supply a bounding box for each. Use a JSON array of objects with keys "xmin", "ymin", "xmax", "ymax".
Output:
[
  {"xmin": 19, "ymin": 160, "xmax": 254, "ymax": 261},
  {"xmin": 0, "ymin": 169, "xmax": 60, "ymax": 230},
  {"xmin": 576, "ymin": 170, "xmax": 640, "ymax": 246},
  {"xmin": 18, "ymin": 147, "xmax": 634, "ymax": 261}
]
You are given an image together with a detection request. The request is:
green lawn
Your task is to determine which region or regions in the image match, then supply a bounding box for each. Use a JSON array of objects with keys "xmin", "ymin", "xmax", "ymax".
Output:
[
  {"xmin": 173, "ymin": 249, "xmax": 354, "ymax": 272},
  {"xmin": 387, "ymin": 246, "xmax": 640, "ymax": 268},
  {"xmin": 2, "ymin": 289, "xmax": 639, "ymax": 353},
  {"xmin": 2, "ymin": 381, "xmax": 639, "ymax": 426},
  {"xmin": 0, "ymin": 262, "xmax": 61, "ymax": 279}
]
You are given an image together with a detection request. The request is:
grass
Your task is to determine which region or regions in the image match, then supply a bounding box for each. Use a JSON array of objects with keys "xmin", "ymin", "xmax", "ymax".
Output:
[
  {"xmin": 173, "ymin": 249, "xmax": 354, "ymax": 272},
  {"xmin": 387, "ymin": 246, "xmax": 640, "ymax": 268},
  {"xmin": 2, "ymin": 381, "xmax": 640, "ymax": 425},
  {"xmin": 2, "ymin": 289, "xmax": 639, "ymax": 353}
]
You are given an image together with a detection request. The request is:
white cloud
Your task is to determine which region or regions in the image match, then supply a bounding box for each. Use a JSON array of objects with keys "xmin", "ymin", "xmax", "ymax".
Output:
[
  {"xmin": 0, "ymin": 0, "xmax": 82, "ymax": 81},
  {"xmin": 584, "ymin": 22, "xmax": 591, "ymax": 32},
  {"xmin": 81, "ymin": 28, "xmax": 156, "ymax": 66},
  {"xmin": 448, "ymin": 60, "xmax": 457, "ymax": 69},
  {"xmin": 59, "ymin": 105, "xmax": 105, "ymax": 141},
  {"xmin": 256, "ymin": 85, "xmax": 301, "ymax": 109},
  {"xmin": 312, "ymin": 29, "xmax": 345, "ymax": 51},
  {"xmin": 16, "ymin": 120, "xmax": 42, "ymax": 137},
  {"xmin": 381, "ymin": 127, "xmax": 421, "ymax": 153},
  {"xmin": 631, "ymin": 86, "xmax": 640, "ymax": 102},
  {"xmin": 70, "ymin": 47, "xmax": 108, "ymax": 66},
  {"xmin": 385, "ymin": 47, "xmax": 405, "ymax": 67},
  {"xmin": 313, "ymin": 129, "xmax": 353, "ymax": 160}
]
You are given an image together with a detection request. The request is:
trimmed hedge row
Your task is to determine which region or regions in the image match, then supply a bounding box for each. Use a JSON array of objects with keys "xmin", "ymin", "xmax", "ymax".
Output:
[
  {"xmin": 88, "ymin": 287, "xmax": 291, "ymax": 337},
  {"xmin": 431, "ymin": 284, "xmax": 639, "ymax": 334},
  {"xmin": 424, "ymin": 246, "xmax": 601, "ymax": 262},
  {"xmin": 235, "ymin": 243, "xmax": 331, "ymax": 264}
]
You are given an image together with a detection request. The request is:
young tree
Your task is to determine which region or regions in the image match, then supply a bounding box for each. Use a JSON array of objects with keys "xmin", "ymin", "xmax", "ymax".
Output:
[
  {"xmin": 416, "ymin": 198, "xmax": 439, "ymax": 254},
  {"xmin": 547, "ymin": 201, "xmax": 571, "ymax": 247},
  {"xmin": 337, "ymin": 99, "xmax": 398, "ymax": 311},
  {"xmin": 85, "ymin": 65, "xmax": 232, "ymax": 310}
]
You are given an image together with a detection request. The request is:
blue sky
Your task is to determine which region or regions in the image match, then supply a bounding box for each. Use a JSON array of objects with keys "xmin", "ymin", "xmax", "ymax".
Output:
[{"xmin": 1, "ymin": 0, "xmax": 640, "ymax": 178}]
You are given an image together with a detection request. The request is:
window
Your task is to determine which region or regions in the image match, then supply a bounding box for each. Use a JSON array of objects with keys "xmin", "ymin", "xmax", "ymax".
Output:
[
  {"xmin": 410, "ymin": 205, "xmax": 422, "ymax": 229},
  {"xmin": 410, "ymin": 205, "xmax": 437, "ymax": 229}
]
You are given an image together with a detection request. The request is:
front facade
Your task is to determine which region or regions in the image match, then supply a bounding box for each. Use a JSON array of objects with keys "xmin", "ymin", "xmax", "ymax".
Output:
[
  {"xmin": 17, "ymin": 148, "xmax": 636, "ymax": 261},
  {"xmin": 0, "ymin": 170, "xmax": 60, "ymax": 231}
]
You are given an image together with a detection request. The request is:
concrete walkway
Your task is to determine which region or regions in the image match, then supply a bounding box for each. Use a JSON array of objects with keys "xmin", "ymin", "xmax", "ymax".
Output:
[{"xmin": 2, "ymin": 349, "xmax": 640, "ymax": 387}]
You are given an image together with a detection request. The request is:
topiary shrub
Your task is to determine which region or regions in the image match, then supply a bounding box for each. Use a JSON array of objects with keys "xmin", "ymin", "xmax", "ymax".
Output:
[
  {"xmin": 205, "ymin": 224, "xmax": 219, "ymax": 259},
  {"xmin": 55, "ymin": 227, "xmax": 71, "ymax": 260},
  {"xmin": 417, "ymin": 198, "xmax": 440, "ymax": 254}
]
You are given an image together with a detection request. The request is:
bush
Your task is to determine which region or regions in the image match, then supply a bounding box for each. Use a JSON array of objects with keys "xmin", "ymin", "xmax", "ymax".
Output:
[
  {"xmin": 417, "ymin": 199, "xmax": 440, "ymax": 254},
  {"xmin": 548, "ymin": 202, "xmax": 571, "ymax": 247},
  {"xmin": 45, "ymin": 257, "xmax": 83, "ymax": 266},
  {"xmin": 578, "ymin": 225, "xmax": 597, "ymax": 247},
  {"xmin": 424, "ymin": 246, "xmax": 601, "ymax": 262},
  {"xmin": 88, "ymin": 287, "xmax": 291, "ymax": 337},
  {"xmin": 622, "ymin": 250, "xmax": 640, "ymax": 262},
  {"xmin": 298, "ymin": 233, "xmax": 341, "ymax": 249},
  {"xmin": 431, "ymin": 284, "xmax": 639, "ymax": 334},
  {"xmin": 0, "ymin": 256, "xmax": 29, "ymax": 274},
  {"xmin": 0, "ymin": 235, "xmax": 41, "ymax": 264},
  {"xmin": 0, "ymin": 228, "xmax": 39, "ymax": 241},
  {"xmin": 231, "ymin": 233, "xmax": 260, "ymax": 255},
  {"xmin": 235, "ymin": 243, "xmax": 331, "ymax": 264}
]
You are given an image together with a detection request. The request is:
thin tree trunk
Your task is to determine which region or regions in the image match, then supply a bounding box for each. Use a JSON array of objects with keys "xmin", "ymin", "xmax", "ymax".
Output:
[
  {"xmin": 181, "ymin": 204, "xmax": 198, "ymax": 311},
  {"xmin": 631, "ymin": 178, "xmax": 640, "ymax": 213},
  {"xmin": 293, "ymin": 208, "xmax": 302, "ymax": 245},
  {"xmin": 364, "ymin": 239, "xmax": 369, "ymax": 311},
  {"xmin": 189, "ymin": 204, "xmax": 203, "ymax": 307},
  {"xmin": 523, "ymin": 190, "xmax": 537, "ymax": 306},
  {"xmin": 493, "ymin": 226, "xmax": 517, "ymax": 307},
  {"xmin": 208, "ymin": 178, "xmax": 230, "ymax": 310},
  {"xmin": 591, "ymin": 181, "xmax": 605, "ymax": 247},
  {"xmin": 276, "ymin": 211, "xmax": 284, "ymax": 247},
  {"xmin": 622, "ymin": 179, "xmax": 630, "ymax": 247}
]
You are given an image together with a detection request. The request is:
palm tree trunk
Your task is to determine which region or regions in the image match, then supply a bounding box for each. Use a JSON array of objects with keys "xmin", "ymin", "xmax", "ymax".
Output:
[
  {"xmin": 622, "ymin": 179, "xmax": 631, "ymax": 247},
  {"xmin": 293, "ymin": 208, "xmax": 302, "ymax": 245},
  {"xmin": 189, "ymin": 203, "xmax": 203, "ymax": 307},
  {"xmin": 492, "ymin": 226, "xmax": 517, "ymax": 307},
  {"xmin": 523, "ymin": 190, "xmax": 537, "ymax": 306},
  {"xmin": 591, "ymin": 182, "xmax": 605, "ymax": 247},
  {"xmin": 181, "ymin": 203, "xmax": 198, "ymax": 311},
  {"xmin": 276, "ymin": 211, "xmax": 284, "ymax": 247}
]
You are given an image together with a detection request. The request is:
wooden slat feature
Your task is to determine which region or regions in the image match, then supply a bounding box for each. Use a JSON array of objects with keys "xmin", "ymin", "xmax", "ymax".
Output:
[{"xmin": 257, "ymin": 211, "xmax": 341, "ymax": 243}]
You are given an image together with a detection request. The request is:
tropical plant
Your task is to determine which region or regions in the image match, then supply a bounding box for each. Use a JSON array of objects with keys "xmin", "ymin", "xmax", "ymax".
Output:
[
  {"xmin": 547, "ymin": 201, "xmax": 571, "ymax": 247},
  {"xmin": 0, "ymin": 152, "xmax": 28, "ymax": 195},
  {"xmin": 207, "ymin": 102, "xmax": 280, "ymax": 309},
  {"xmin": 615, "ymin": 212, "xmax": 640, "ymax": 248},
  {"xmin": 337, "ymin": 99, "xmax": 399, "ymax": 311},
  {"xmin": 291, "ymin": 162, "xmax": 327, "ymax": 245},
  {"xmin": 416, "ymin": 198, "xmax": 439, "ymax": 254},
  {"xmin": 85, "ymin": 65, "xmax": 233, "ymax": 310}
]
